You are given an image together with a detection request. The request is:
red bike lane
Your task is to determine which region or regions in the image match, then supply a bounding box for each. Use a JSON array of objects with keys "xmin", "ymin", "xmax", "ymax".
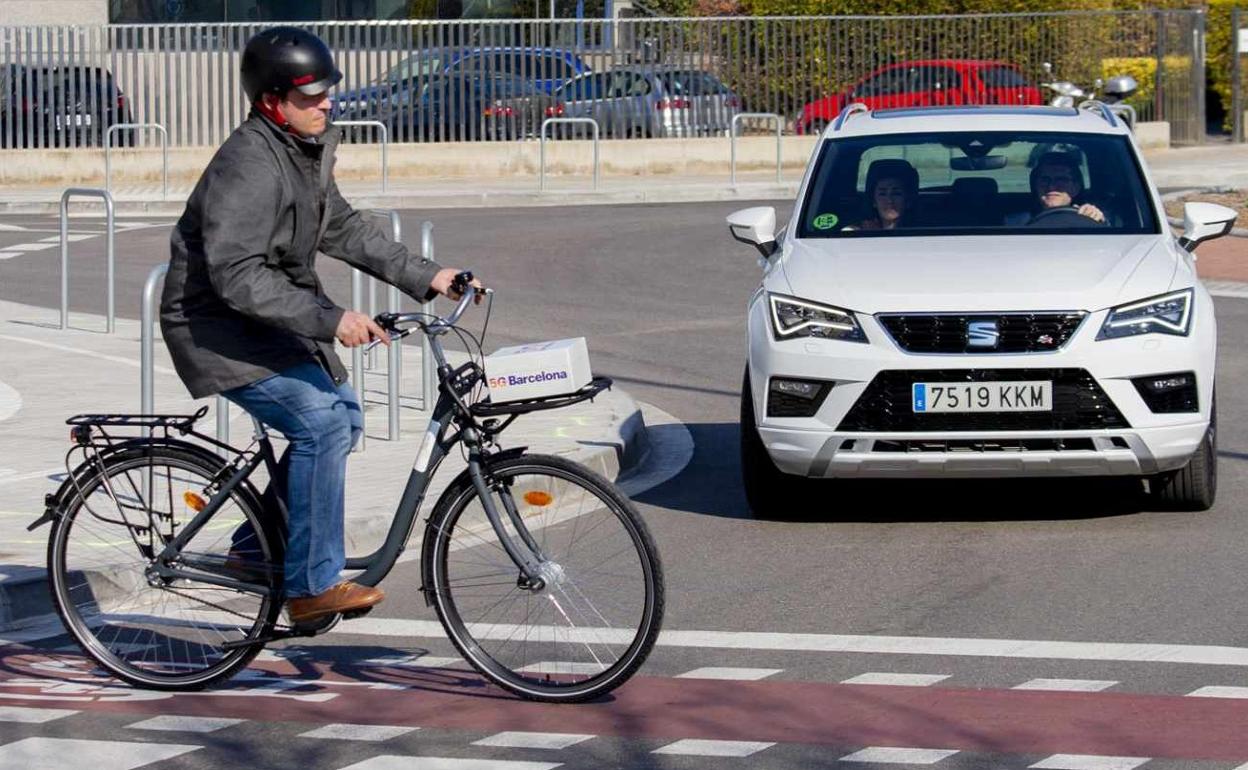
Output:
[{"xmin": 4, "ymin": 647, "xmax": 1248, "ymax": 762}]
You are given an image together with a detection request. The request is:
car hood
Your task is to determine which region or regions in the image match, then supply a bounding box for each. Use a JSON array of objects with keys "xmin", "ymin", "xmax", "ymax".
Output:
[{"xmin": 777, "ymin": 235, "xmax": 1179, "ymax": 313}]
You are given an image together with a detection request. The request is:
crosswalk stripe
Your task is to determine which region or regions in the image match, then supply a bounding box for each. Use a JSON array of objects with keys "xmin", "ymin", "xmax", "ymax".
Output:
[
  {"xmin": 0, "ymin": 252, "xmax": 23, "ymax": 261},
  {"xmin": 0, "ymin": 737, "xmax": 200, "ymax": 770},
  {"xmin": 299, "ymin": 723, "xmax": 418, "ymax": 741},
  {"xmin": 652, "ymin": 739, "xmax": 775, "ymax": 757},
  {"xmin": 127, "ymin": 715, "xmax": 244, "ymax": 732},
  {"xmin": 1029, "ymin": 756, "xmax": 1150, "ymax": 770},
  {"xmin": 839, "ymin": 747, "xmax": 959, "ymax": 764},
  {"xmin": 1012, "ymin": 679, "xmax": 1118, "ymax": 692},
  {"xmin": 1185, "ymin": 685, "xmax": 1248, "ymax": 698},
  {"xmin": 0, "ymin": 706, "xmax": 78, "ymax": 723},
  {"xmin": 675, "ymin": 667, "xmax": 782, "ymax": 681},
  {"xmin": 361, "ymin": 654, "xmax": 462, "ymax": 669},
  {"xmin": 516, "ymin": 662, "xmax": 606, "ymax": 675},
  {"xmin": 4, "ymin": 242, "xmax": 55, "ymax": 252},
  {"xmin": 473, "ymin": 732, "xmax": 594, "ymax": 750},
  {"xmin": 841, "ymin": 672, "xmax": 949, "ymax": 687},
  {"xmin": 335, "ymin": 757, "xmax": 561, "ymax": 770}
]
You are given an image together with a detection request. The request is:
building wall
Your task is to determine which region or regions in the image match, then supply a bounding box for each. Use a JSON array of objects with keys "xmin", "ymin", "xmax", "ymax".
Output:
[{"xmin": 0, "ymin": 0, "xmax": 108, "ymax": 25}]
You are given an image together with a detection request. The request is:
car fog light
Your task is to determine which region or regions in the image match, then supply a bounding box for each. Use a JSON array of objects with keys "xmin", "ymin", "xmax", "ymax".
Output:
[
  {"xmin": 767, "ymin": 377, "xmax": 833, "ymax": 417},
  {"xmin": 1132, "ymin": 371, "xmax": 1198, "ymax": 413}
]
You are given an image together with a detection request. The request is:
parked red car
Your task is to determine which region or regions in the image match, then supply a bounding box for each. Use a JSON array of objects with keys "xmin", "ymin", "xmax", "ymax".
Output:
[{"xmin": 795, "ymin": 60, "xmax": 1044, "ymax": 135}]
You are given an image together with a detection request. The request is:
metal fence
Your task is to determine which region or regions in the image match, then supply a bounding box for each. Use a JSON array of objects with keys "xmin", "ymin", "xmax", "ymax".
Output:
[{"xmin": 0, "ymin": 10, "xmax": 1206, "ymax": 150}]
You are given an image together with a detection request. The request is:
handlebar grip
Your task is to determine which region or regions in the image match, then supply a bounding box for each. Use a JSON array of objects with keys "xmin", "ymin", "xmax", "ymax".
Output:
[{"xmin": 451, "ymin": 271, "xmax": 474, "ymax": 295}]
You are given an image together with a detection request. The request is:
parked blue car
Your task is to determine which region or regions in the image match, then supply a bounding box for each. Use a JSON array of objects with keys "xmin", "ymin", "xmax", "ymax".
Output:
[{"xmin": 334, "ymin": 46, "xmax": 588, "ymax": 135}]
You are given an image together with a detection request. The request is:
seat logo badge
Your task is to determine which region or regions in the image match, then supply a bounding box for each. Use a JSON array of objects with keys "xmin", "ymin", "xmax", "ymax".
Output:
[{"xmin": 967, "ymin": 320, "xmax": 1000, "ymax": 348}]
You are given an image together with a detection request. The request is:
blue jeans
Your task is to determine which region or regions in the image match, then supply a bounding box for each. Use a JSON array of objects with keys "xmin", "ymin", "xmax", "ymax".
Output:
[{"xmin": 222, "ymin": 361, "xmax": 363, "ymax": 597}]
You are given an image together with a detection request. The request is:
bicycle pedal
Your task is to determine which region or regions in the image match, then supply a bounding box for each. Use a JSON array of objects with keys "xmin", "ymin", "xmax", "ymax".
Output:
[{"xmin": 340, "ymin": 606, "xmax": 374, "ymax": 621}]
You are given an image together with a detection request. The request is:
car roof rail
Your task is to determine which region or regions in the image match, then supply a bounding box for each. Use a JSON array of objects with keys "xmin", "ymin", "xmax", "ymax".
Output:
[
  {"xmin": 1078, "ymin": 99, "xmax": 1118, "ymax": 128},
  {"xmin": 832, "ymin": 102, "xmax": 870, "ymax": 132}
]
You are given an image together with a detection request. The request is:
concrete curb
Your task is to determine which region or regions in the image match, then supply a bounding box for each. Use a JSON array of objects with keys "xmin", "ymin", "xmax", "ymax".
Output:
[
  {"xmin": 0, "ymin": 386, "xmax": 649, "ymax": 633},
  {"xmin": 0, "ymin": 181, "xmax": 801, "ymax": 215}
]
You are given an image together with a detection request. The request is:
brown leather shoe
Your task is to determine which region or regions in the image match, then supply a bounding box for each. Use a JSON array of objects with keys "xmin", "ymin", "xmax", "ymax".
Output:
[{"xmin": 287, "ymin": 581, "xmax": 384, "ymax": 624}]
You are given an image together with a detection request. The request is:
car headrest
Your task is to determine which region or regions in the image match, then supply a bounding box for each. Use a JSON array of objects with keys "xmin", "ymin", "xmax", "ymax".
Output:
[{"xmin": 951, "ymin": 177, "xmax": 998, "ymax": 197}]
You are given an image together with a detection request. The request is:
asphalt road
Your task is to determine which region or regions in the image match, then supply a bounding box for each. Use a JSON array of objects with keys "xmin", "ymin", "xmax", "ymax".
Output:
[{"xmin": 3, "ymin": 204, "xmax": 1248, "ymax": 767}]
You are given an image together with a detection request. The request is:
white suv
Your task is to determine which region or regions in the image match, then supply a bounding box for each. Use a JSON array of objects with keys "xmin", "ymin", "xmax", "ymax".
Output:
[{"xmin": 729, "ymin": 105, "xmax": 1237, "ymax": 516}]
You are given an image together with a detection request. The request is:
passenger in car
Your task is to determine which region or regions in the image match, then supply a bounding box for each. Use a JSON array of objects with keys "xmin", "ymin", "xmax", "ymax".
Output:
[
  {"xmin": 857, "ymin": 158, "xmax": 920, "ymax": 230},
  {"xmin": 1005, "ymin": 151, "xmax": 1106, "ymax": 225}
]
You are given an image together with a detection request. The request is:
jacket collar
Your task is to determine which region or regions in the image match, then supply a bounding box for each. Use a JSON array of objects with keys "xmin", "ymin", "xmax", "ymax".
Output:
[{"xmin": 249, "ymin": 107, "xmax": 340, "ymax": 155}]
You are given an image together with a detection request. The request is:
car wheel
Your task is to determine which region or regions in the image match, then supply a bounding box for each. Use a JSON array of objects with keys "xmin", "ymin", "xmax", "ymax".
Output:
[
  {"xmin": 740, "ymin": 367, "xmax": 804, "ymax": 519},
  {"xmin": 1148, "ymin": 393, "xmax": 1217, "ymax": 511}
]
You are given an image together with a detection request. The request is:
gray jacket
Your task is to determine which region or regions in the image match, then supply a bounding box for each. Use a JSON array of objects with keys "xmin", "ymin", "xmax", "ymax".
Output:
[{"xmin": 160, "ymin": 111, "xmax": 441, "ymax": 398}]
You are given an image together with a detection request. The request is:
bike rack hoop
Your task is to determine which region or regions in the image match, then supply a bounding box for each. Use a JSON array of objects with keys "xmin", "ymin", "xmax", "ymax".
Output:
[
  {"xmin": 105, "ymin": 123, "xmax": 168, "ymax": 199},
  {"xmin": 730, "ymin": 112, "xmax": 783, "ymax": 186},
  {"xmin": 335, "ymin": 120, "xmax": 389, "ymax": 192},
  {"xmin": 539, "ymin": 117, "xmax": 600, "ymax": 192},
  {"xmin": 59, "ymin": 187, "xmax": 116, "ymax": 333}
]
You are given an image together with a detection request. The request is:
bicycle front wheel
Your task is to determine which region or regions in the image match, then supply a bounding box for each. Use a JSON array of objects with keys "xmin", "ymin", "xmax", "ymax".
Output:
[
  {"xmin": 48, "ymin": 444, "xmax": 283, "ymax": 690},
  {"xmin": 425, "ymin": 453, "xmax": 664, "ymax": 702}
]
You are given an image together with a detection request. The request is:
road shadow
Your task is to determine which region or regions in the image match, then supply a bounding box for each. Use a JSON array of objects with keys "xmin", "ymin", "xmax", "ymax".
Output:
[{"xmin": 635, "ymin": 421, "xmax": 1158, "ymax": 523}]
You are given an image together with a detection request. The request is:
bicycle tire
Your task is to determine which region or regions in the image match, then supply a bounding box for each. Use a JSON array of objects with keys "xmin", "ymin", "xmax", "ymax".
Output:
[
  {"xmin": 424, "ymin": 453, "xmax": 664, "ymax": 702},
  {"xmin": 48, "ymin": 444, "xmax": 283, "ymax": 690}
]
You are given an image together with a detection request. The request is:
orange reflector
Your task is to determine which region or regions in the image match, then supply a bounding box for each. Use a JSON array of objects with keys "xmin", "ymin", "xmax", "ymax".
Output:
[
  {"xmin": 523, "ymin": 490, "xmax": 553, "ymax": 507},
  {"xmin": 183, "ymin": 492, "xmax": 206, "ymax": 512}
]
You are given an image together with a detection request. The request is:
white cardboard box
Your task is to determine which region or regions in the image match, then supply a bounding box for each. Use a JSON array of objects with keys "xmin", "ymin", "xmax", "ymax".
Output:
[{"xmin": 484, "ymin": 337, "xmax": 593, "ymax": 404}]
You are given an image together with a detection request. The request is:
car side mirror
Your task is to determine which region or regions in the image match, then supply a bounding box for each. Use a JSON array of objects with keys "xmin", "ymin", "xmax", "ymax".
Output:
[
  {"xmin": 1178, "ymin": 202, "xmax": 1237, "ymax": 251},
  {"xmin": 727, "ymin": 206, "xmax": 778, "ymax": 259}
]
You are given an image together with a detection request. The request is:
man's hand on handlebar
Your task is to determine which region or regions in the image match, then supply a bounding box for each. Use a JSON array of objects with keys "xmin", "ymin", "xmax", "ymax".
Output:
[
  {"xmin": 336, "ymin": 310, "xmax": 390, "ymax": 348},
  {"xmin": 431, "ymin": 268, "xmax": 486, "ymax": 304}
]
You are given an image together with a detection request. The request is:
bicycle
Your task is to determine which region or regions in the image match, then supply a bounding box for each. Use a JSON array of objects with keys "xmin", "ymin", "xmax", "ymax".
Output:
[{"xmin": 31, "ymin": 276, "xmax": 664, "ymax": 702}]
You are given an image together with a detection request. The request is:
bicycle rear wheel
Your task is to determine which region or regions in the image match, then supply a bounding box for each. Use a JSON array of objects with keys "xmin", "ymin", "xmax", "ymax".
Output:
[
  {"xmin": 425, "ymin": 453, "xmax": 664, "ymax": 702},
  {"xmin": 48, "ymin": 444, "xmax": 282, "ymax": 690}
]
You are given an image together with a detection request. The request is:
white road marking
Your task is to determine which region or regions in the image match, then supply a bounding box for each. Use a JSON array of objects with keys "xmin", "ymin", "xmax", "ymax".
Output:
[
  {"xmin": 0, "ymin": 705, "xmax": 78, "ymax": 723},
  {"xmin": 1029, "ymin": 756, "xmax": 1150, "ymax": 770},
  {"xmin": 473, "ymin": 732, "xmax": 595, "ymax": 750},
  {"xmin": 0, "ymin": 468, "xmax": 62, "ymax": 487},
  {"xmin": 839, "ymin": 747, "xmax": 959, "ymax": 764},
  {"xmin": 361, "ymin": 654, "xmax": 462, "ymax": 669},
  {"xmin": 0, "ymin": 224, "xmax": 28, "ymax": 231},
  {"xmin": 0, "ymin": 380, "xmax": 20, "ymax": 422},
  {"xmin": 3, "ymin": 242, "xmax": 55, "ymax": 252},
  {"xmin": 517, "ymin": 662, "xmax": 607, "ymax": 675},
  {"xmin": 0, "ymin": 334, "xmax": 179, "ymax": 374},
  {"xmin": 1012, "ymin": 679, "xmax": 1118, "ymax": 692},
  {"xmin": 0, "ymin": 737, "xmax": 199, "ymax": 769},
  {"xmin": 841, "ymin": 672, "xmax": 950, "ymax": 687},
  {"xmin": 126, "ymin": 714, "xmax": 243, "ymax": 732},
  {"xmin": 0, "ymin": 252, "xmax": 22, "ymax": 261},
  {"xmin": 37, "ymin": 234, "xmax": 93, "ymax": 243},
  {"xmin": 299, "ymin": 723, "xmax": 418, "ymax": 741},
  {"xmin": 1185, "ymin": 685, "xmax": 1248, "ymax": 698},
  {"xmin": 335, "ymin": 758, "xmax": 561, "ymax": 770},
  {"xmin": 652, "ymin": 739, "xmax": 775, "ymax": 757},
  {"xmin": 676, "ymin": 667, "xmax": 782, "ymax": 681}
]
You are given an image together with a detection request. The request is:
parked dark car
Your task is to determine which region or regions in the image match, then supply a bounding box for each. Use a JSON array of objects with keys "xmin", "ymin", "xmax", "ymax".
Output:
[
  {"xmin": 795, "ymin": 60, "xmax": 1044, "ymax": 135},
  {"xmin": 335, "ymin": 46, "xmax": 588, "ymax": 136},
  {"xmin": 377, "ymin": 73, "xmax": 558, "ymax": 142},
  {"xmin": 0, "ymin": 64, "xmax": 132, "ymax": 148},
  {"xmin": 551, "ymin": 66, "xmax": 741, "ymax": 138}
]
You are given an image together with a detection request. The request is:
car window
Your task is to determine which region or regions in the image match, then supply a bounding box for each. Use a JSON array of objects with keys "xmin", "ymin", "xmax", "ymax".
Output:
[
  {"xmin": 910, "ymin": 66, "xmax": 961, "ymax": 91},
  {"xmin": 856, "ymin": 68, "xmax": 906, "ymax": 97},
  {"xmin": 558, "ymin": 73, "xmax": 604, "ymax": 101},
  {"xmin": 657, "ymin": 70, "xmax": 727, "ymax": 95},
  {"xmin": 541, "ymin": 54, "xmax": 576, "ymax": 80},
  {"xmin": 798, "ymin": 130, "xmax": 1159, "ymax": 237},
  {"xmin": 979, "ymin": 66, "xmax": 1030, "ymax": 88},
  {"xmin": 384, "ymin": 53, "xmax": 444, "ymax": 83}
]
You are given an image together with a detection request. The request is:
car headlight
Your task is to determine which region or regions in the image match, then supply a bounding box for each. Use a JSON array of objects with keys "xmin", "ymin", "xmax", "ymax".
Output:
[
  {"xmin": 768, "ymin": 294, "xmax": 867, "ymax": 342},
  {"xmin": 1097, "ymin": 289, "xmax": 1193, "ymax": 340}
]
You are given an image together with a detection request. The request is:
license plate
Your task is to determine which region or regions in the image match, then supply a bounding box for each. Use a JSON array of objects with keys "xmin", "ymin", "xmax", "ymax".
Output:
[
  {"xmin": 55, "ymin": 114, "xmax": 91, "ymax": 130},
  {"xmin": 912, "ymin": 381, "xmax": 1052, "ymax": 413}
]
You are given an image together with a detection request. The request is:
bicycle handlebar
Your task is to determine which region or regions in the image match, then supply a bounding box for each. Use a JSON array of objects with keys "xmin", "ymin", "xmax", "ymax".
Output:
[{"xmin": 364, "ymin": 272, "xmax": 490, "ymax": 353}]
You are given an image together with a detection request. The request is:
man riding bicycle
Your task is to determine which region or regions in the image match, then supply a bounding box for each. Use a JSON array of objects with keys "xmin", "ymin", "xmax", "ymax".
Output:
[{"xmin": 160, "ymin": 26, "xmax": 480, "ymax": 625}]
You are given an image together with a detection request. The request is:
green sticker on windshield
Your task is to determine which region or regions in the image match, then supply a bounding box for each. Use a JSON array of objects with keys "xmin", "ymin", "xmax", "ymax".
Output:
[{"xmin": 812, "ymin": 213, "xmax": 839, "ymax": 230}]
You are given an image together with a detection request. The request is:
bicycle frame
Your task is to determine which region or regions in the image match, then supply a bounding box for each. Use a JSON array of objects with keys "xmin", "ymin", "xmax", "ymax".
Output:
[{"xmin": 149, "ymin": 289, "xmax": 552, "ymax": 604}]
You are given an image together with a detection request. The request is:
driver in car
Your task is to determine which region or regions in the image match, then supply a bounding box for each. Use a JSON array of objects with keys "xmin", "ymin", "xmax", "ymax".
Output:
[{"xmin": 1006, "ymin": 152, "xmax": 1106, "ymax": 225}]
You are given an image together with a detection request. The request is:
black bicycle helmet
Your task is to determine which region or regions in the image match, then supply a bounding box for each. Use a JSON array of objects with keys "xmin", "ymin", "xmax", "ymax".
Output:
[{"xmin": 240, "ymin": 26, "xmax": 342, "ymax": 104}]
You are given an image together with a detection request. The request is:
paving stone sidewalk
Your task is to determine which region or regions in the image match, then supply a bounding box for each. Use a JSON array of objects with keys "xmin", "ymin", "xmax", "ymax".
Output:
[{"xmin": 0, "ymin": 299, "xmax": 649, "ymax": 630}]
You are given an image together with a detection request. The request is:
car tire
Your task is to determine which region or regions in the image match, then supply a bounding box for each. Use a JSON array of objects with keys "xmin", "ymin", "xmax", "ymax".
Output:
[
  {"xmin": 1148, "ymin": 394, "xmax": 1217, "ymax": 511},
  {"xmin": 740, "ymin": 367, "xmax": 805, "ymax": 519}
]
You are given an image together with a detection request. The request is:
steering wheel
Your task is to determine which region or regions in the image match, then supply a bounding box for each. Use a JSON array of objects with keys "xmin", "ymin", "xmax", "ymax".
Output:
[{"xmin": 1026, "ymin": 205, "xmax": 1107, "ymax": 228}]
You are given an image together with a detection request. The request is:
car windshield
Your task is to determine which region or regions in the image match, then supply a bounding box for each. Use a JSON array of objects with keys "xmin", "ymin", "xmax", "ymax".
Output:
[
  {"xmin": 381, "ymin": 53, "xmax": 444, "ymax": 83},
  {"xmin": 658, "ymin": 71, "xmax": 728, "ymax": 95},
  {"xmin": 797, "ymin": 129, "xmax": 1159, "ymax": 237}
]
